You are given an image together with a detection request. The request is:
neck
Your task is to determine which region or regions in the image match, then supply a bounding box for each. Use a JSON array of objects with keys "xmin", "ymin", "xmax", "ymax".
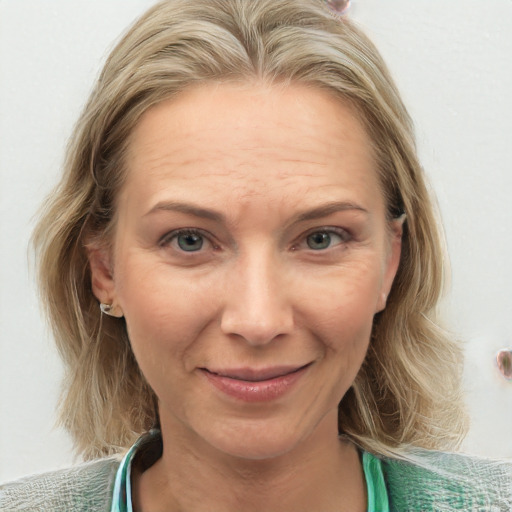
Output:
[{"xmin": 133, "ymin": 411, "xmax": 366, "ymax": 512}]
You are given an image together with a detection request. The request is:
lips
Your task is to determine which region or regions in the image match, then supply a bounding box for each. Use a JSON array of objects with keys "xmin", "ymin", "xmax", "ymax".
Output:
[
  {"xmin": 203, "ymin": 365, "xmax": 309, "ymax": 382},
  {"xmin": 200, "ymin": 364, "xmax": 311, "ymax": 402}
]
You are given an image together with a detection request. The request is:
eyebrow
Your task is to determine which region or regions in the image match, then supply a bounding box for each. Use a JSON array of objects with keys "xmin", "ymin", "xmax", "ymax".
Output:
[
  {"xmin": 293, "ymin": 201, "xmax": 369, "ymax": 223},
  {"xmin": 145, "ymin": 200, "xmax": 367, "ymax": 224},
  {"xmin": 145, "ymin": 201, "xmax": 226, "ymax": 223}
]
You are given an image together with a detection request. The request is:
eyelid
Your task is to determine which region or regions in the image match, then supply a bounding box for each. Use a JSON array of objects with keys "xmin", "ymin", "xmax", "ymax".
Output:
[
  {"xmin": 291, "ymin": 226, "xmax": 352, "ymax": 250},
  {"xmin": 159, "ymin": 228, "xmax": 216, "ymax": 250},
  {"xmin": 159, "ymin": 226, "xmax": 352, "ymax": 252}
]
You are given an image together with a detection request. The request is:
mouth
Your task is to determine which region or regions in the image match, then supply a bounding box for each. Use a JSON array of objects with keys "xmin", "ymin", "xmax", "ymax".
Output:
[
  {"xmin": 201, "ymin": 364, "xmax": 311, "ymax": 382},
  {"xmin": 199, "ymin": 363, "xmax": 312, "ymax": 402}
]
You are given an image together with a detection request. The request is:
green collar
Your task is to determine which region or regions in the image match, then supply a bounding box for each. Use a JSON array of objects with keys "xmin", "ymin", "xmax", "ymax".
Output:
[{"xmin": 111, "ymin": 431, "xmax": 389, "ymax": 512}]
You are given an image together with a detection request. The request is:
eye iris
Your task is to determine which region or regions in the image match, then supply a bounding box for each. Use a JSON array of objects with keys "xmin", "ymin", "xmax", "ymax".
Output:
[
  {"xmin": 177, "ymin": 233, "xmax": 203, "ymax": 251},
  {"xmin": 307, "ymin": 232, "xmax": 331, "ymax": 250}
]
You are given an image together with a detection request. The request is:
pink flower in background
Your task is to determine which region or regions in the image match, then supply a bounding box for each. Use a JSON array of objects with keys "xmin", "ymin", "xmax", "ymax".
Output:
[{"xmin": 325, "ymin": 0, "xmax": 351, "ymax": 16}]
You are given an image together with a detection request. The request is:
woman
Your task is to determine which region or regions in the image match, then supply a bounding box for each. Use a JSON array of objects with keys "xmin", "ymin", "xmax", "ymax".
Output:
[{"xmin": 1, "ymin": 0, "xmax": 510, "ymax": 510}]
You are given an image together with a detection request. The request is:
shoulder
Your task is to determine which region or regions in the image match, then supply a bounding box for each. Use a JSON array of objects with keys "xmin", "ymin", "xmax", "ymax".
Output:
[
  {"xmin": 381, "ymin": 449, "xmax": 512, "ymax": 511},
  {"xmin": 0, "ymin": 457, "xmax": 120, "ymax": 512}
]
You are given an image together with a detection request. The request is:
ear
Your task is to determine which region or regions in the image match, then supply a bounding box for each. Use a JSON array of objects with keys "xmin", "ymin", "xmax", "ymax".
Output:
[
  {"xmin": 376, "ymin": 215, "xmax": 405, "ymax": 313},
  {"xmin": 87, "ymin": 245, "xmax": 120, "ymax": 312}
]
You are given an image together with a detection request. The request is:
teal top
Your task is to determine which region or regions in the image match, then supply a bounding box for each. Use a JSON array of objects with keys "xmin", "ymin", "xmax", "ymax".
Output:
[
  {"xmin": 110, "ymin": 432, "xmax": 389, "ymax": 512},
  {"xmin": 363, "ymin": 451, "xmax": 390, "ymax": 512},
  {"xmin": 2, "ymin": 438, "xmax": 510, "ymax": 511}
]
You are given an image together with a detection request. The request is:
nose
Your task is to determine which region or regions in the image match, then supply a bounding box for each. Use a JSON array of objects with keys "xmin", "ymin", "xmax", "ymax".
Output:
[{"xmin": 220, "ymin": 249, "xmax": 294, "ymax": 346}]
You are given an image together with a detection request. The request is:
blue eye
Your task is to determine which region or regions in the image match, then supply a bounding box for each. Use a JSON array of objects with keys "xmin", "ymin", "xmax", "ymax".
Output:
[
  {"xmin": 304, "ymin": 230, "xmax": 347, "ymax": 251},
  {"xmin": 160, "ymin": 229, "xmax": 209, "ymax": 252},
  {"xmin": 176, "ymin": 232, "xmax": 204, "ymax": 251},
  {"xmin": 307, "ymin": 232, "xmax": 332, "ymax": 250}
]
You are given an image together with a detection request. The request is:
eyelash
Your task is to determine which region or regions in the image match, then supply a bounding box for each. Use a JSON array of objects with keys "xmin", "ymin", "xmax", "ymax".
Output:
[
  {"xmin": 159, "ymin": 226, "xmax": 352, "ymax": 254},
  {"xmin": 291, "ymin": 227, "xmax": 352, "ymax": 252},
  {"xmin": 159, "ymin": 228, "xmax": 217, "ymax": 252}
]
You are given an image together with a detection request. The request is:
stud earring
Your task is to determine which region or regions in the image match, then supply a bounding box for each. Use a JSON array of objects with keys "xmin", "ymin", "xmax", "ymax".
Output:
[{"xmin": 100, "ymin": 303, "xmax": 124, "ymax": 318}]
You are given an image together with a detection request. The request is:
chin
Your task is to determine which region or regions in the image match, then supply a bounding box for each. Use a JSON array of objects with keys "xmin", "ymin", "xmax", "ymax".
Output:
[
  {"xmin": 201, "ymin": 420, "xmax": 307, "ymax": 461},
  {"xmin": 215, "ymin": 438, "xmax": 300, "ymax": 461}
]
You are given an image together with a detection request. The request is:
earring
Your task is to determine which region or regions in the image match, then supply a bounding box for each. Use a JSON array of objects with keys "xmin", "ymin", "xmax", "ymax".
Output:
[{"xmin": 100, "ymin": 303, "xmax": 123, "ymax": 318}]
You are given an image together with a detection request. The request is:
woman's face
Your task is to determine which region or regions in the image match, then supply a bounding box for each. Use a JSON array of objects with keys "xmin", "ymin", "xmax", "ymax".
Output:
[{"xmin": 90, "ymin": 82, "xmax": 402, "ymax": 460}]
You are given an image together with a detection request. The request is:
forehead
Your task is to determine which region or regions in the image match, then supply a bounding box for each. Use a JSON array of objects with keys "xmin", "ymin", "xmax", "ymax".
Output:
[{"xmin": 120, "ymin": 82, "xmax": 382, "ymax": 213}]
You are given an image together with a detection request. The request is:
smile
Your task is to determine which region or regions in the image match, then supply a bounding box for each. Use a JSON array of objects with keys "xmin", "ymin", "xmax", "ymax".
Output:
[{"xmin": 200, "ymin": 364, "xmax": 311, "ymax": 402}]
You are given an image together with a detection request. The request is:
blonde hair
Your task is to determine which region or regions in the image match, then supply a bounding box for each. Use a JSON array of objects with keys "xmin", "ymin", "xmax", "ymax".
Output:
[{"xmin": 33, "ymin": 0, "xmax": 467, "ymax": 459}]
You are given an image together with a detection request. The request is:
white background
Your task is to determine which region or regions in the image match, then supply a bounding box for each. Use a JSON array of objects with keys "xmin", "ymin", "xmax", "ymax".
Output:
[{"xmin": 1, "ymin": 0, "xmax": 511, "ymax": 482}]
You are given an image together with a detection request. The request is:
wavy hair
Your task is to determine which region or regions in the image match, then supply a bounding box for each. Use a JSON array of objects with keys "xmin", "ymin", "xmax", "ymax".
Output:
[{"xmin": 33, "ymin": 0, "xmax": 467, "ymax": 459}]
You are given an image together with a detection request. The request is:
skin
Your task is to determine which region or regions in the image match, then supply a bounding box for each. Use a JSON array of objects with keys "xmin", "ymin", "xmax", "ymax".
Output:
[{"xmin": 89, "ymin": 82, "xmax": 403, "ymax": 512}]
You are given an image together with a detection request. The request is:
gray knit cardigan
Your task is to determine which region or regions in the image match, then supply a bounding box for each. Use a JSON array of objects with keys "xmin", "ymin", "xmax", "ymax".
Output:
[{"xmin": 1, "ymin": 449, "xmax": 511, "ymax": 511}]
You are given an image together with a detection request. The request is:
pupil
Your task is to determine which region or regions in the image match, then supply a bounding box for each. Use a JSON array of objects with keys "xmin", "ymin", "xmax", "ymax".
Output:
[
  {"xmin": 307, "ymin": 232, "xmax": 331, "ymax": 250},
  {"xmin": 178, "ymin": 233, "xmax": 203, "ymax": 251}
]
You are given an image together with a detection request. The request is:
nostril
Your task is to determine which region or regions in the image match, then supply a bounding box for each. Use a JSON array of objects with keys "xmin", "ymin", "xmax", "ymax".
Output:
[{"xmin": 220, "ymin": 311, "xmax": 294, "ymax": 346}]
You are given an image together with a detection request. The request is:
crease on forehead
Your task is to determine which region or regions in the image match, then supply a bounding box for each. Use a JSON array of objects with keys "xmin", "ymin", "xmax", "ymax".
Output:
[
  {"xmin": 123, "ymin": 147, "xmax": 340, "ymax": 204},
  {"xmin": 120, "ymin": 81, "xmax": 382, "ymax": 212},
  {"xmin": 126, "ymin": 130, "xmax": 341, "ymax": 183},
  {"xmin": 125, "ymin": 81, "xmax": 373, "ymax": 160}
]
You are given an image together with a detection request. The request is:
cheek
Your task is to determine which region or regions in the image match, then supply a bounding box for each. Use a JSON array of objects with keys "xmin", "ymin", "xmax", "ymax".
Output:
[
  {"xmin": 298, "ymin": 260, "xmax": 383, "ymax": 338},
  {"xmin": 114, "ymin": 257, "xmax": 219, "ymax": 371},
  {"xmin": 295, "ymin": 260, "xmax": 382, "ymax": 395}
]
